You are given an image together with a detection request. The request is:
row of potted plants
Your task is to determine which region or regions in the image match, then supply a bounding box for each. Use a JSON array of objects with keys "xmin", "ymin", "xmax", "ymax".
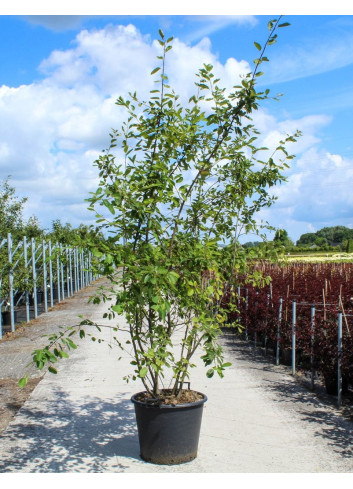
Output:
[{"xmin": 222, "ymin": 262, "xmax": 353, "ymax": 394}]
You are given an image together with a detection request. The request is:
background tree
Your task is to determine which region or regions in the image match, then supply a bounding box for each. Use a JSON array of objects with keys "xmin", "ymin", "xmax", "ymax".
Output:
[
  {"xmin": 296, "ymin": 226, "xmax": 353, "ymax": 249},
  {"xmin": 0, "ymin": 177, "xmax": 27, "ymax": 239},
  {"xmin": 23, "ymin": 216, "xmax": 45, "ymax": 239},
  {"xmin": 48, "ymin": 219, "xmax": 105, "ymax": 246},
  {"xmin": 273, "ymin": 228, "xmax": 294, "ymax": 248},
  {"xmin": 346, "ymin": 239, "xmax": 353, "ymax": 253}
]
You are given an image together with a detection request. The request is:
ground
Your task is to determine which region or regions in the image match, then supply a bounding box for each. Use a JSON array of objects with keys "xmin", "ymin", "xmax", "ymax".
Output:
[
  {"xmin": 0, "ymin": 378, "xmax": 40, "ymax": 434},
  {"xmin": 1, "ymin": 308, "xmax": 352, "ymax": 432},
  {"xmin": 0, "ymin": 278, "xmax": 353, "ymax": 472},
  {"xmin": 0, "ymin": 281, "xmax": 102, "ymax": 436}
]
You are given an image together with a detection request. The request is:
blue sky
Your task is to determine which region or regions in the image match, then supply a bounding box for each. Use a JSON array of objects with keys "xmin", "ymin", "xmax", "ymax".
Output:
[{"xmin": 1, "ymin": 5, "xmax": 353, "ymax": 243}]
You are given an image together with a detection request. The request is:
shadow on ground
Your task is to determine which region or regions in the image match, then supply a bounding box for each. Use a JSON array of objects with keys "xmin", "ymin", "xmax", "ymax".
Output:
[
  {"xmin": 222, "ymin": 332, "xmax": 353, "ymax": 461},
  {"xmin": 0, "ymin": 390, "xmax": 140, "ymax": 472}
]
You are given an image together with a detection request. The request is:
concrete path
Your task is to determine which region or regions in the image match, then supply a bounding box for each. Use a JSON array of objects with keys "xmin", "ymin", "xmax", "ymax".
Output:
[{"xmin": 0, "ymin": 278, "xmax": 353, "ymax": 472}]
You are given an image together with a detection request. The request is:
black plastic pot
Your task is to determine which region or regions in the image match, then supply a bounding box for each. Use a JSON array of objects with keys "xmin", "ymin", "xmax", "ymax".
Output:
[
  {"xmin": 280, "ymin": 348, "xmax": 292, "ymax": 366},
  {"xmin": 29, "ymin": 291, "xmax": 44, "ymax": 306},
  {"xmin": 52, "ymin": 287, "xmax": 59, "ymax": 300},
  {"xmin": 323, "ymin": 374, "xmax": 349, "ymax": 395},
  {"xmin": 131, "ymin": 390, "xmax": 207, "ymax": 465},
  {"xmin": 1, "ymin": 310, "xmax": 18, "ymax": 326}
]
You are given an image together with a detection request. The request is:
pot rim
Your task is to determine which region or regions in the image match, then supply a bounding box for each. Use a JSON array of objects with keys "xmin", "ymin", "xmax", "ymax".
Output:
[{"xmin": 131, "ymin": 390, "xmax": 207, "ymax": 409}]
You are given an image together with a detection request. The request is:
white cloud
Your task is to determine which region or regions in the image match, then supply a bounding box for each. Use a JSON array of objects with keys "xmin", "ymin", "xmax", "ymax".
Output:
[
  {"xmin": 0, "ymin": 23, "xmax": 250, "ymax": 230},
  {"xmin": 262, "ymin": 29, "xmax": 353, "ymax": 85},
  {"xmin": 1, "ymin": 21, "xmax": 350, "ymax": 241},
  {"xmin": 183, "ymin": 15, "xmax": 258, "ymax": 42},
  {"xmin": 248, "ymin": 112, "xmax": 331, "ymax": 168},
  {"xmin": 258, "ymin": 145, "xmax": 353, "ymax": 242}
]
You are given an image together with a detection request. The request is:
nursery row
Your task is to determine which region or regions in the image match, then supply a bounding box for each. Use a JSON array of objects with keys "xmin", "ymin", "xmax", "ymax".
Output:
[
  {"xmin": 222, "ymin": 262, "xmax": 353, "ymax": 403},
  {"xmin": 0, "ymin": 233, "xmax": 99, "ymax": 338}
]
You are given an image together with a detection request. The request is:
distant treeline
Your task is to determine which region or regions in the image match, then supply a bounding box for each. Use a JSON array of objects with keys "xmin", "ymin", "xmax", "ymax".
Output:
[
  {"xmin": 0, "ymin": 177, "xmax": 103, "ymax": 246},
  {"xmin": 243, "ymin": 226, "xmax": 353, "ymax": 252}
]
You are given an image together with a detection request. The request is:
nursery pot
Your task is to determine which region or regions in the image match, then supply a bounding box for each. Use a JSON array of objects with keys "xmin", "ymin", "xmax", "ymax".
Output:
[
  {"xmin": 29, "ymin": 291, "xmax": 44, "ymax": 305},
  {"xmin": 280, "ymin": 348, "xmax": 292, "ymax": 366},
  {"xmin": 1, "ymin": 310, "xmax": 18, "ymax": 326},
  {"xmin": 131, "ymin": 390, "xmax": 207, "ymax": 465},
  {"xmin": 323, "ymin": 374, "xmax": 348, "ymax": 395}
]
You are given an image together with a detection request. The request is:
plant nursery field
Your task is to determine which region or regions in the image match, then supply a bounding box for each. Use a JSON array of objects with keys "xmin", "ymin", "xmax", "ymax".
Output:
[
  {"xmin": 285, "ymin": 253, "xmax": 353, "ymax": 263},
  {"xmin": 223, "ymin": 261, "xmax": 353, "ymax": 398}
]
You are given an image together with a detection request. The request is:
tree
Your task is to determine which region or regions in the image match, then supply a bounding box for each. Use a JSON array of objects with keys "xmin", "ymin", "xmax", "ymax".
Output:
[
  {"xmin": 273, "ymin": 229, "xmax": 293, "ymax": 248},
  {"xmin": 346, "ymin": 239, "xmax": 353, "ymax": 253},
  {"xmin": 20, "ymin": 20, "xmax": 298, "ymax": 399},
  {"xmin": 242, "ymin": 241, "xmax": 262, "ymax": 249},
  {"xmin": 0, "ymin": 177, "xmax": 45, "ymax": 241},
  {"xmin": 297, "ymin": 226, "xmax": 353, "ymax": 248},
  {"xmin": 23, "ymin": 216, "xmax": 45, "ymax": 239},
  {"xmin": 0, "ymin": 177, "xmax": 27, "ymax": 239},
  {"xmin": 48, "ymin": 219, "xmax": 74, "ymax": 244},
  {"xmin": 48, "ymin": 219, "xmax": 105, "ymax": 246},
  {"xmin": 296, "ymin": 232, "xmax": 316, "ymax": 247}
]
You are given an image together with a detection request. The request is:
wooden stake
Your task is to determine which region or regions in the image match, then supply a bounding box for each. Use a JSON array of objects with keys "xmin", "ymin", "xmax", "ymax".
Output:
[{"xmin": 339, "ymin": 294, "xmax": 351, "ymax": 335}]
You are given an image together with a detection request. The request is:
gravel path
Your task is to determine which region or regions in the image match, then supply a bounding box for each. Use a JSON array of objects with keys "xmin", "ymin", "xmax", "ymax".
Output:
[{"xmin": 0, "ymin": 278, "xmax": 352, "ymax": 473}]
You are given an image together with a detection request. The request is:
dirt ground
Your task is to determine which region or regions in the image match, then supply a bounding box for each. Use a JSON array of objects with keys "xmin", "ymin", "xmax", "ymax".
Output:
[
  {"xmin": 0, "ymin": 279, "xmax": 107, "ymax": 435},
  {"xmin": 0, "ymin": 378, "xmax": 41, "ymax": 434}
]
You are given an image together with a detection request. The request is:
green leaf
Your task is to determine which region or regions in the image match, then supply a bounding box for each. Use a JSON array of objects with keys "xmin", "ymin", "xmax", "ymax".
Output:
[
  {"xmin": 278, "ymin": 22, "xmax": 290, "ymax": 28},
  {"xmin": 18, "ymin": 376, "xmax": 28, "ymax": 388},
  {"xmin": 66, "ymin": 338, "xmax": 77, "ymax": 350},
  {"xmin": 254, "ymin": 42, "xmax": 261, "ymax": 51},
  {"xmin": 139, "ymin": 367, "xmax": 148, "ymax": 378},
  {"xmin": 111, "ymin": 304, "xmax": 124, "ymax": 314},
  {"xmin": 151, "ymin": 67, "xmax": 161, "ymax": 75},
  {"xmin": 48, "ymin": 366, "xmax": 58, "ymax": 374},
  {"xmin": 206, "ymin": 369, "xmax": 214, "ymax": 378}
]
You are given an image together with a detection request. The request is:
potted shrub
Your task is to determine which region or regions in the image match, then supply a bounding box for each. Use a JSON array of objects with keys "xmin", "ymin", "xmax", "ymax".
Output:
[
  {"xmin": 1, "ymin": 303, "xmax": 18, "ymax": 326},
  {"xmin": 19, "ymin": 19, "xmax": 298, "ymax": 464}
]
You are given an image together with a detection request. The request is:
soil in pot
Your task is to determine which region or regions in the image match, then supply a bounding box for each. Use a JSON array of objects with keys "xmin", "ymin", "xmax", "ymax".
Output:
[{"xmin": 131, "ymin": 388, "xmax": 207, "ymax": 465}]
